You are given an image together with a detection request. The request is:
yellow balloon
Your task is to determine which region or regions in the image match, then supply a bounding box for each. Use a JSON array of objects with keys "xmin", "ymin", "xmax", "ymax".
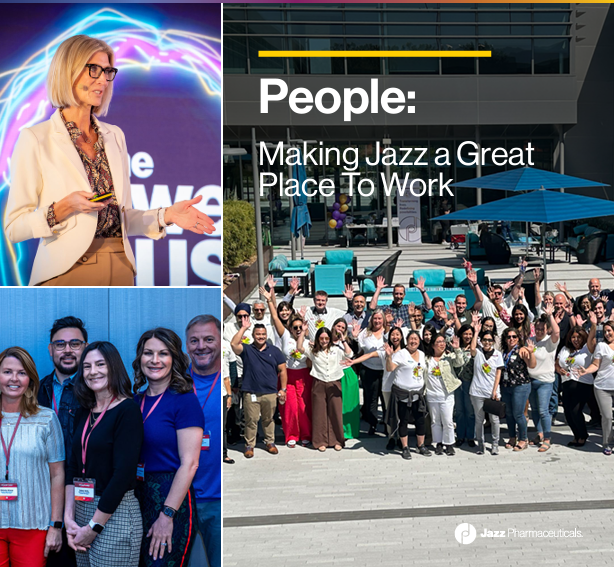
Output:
[
  {"xmin": 339, "ymin": 194, "xmax": 348, "ymax": 205},
  {"xmin": 329, "ymin": 219, "xmax": 337, "ymax": 229},
  {"xmin": 340, "ymin": 204, "xmax": 348, "ymax": 213}
]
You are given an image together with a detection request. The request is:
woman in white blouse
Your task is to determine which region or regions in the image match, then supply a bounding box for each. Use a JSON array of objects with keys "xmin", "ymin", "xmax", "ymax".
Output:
[
  {"xmin": 298, "ymin": 328, "xmax": 352, "ymax": 452},
  {"xmin": 578, "ymin": 320, "xmax": 614, "ymax": 455},
  {"xmin": 357, "ymin": 310, "xmax": 386, "ymax": 436},
  {"xmin": 262, "ymin": 288, "xmax": 311, "ymax": 448},
  {"xmin": 555, "ymin": 323, "xmax": 596, "ymax": 448}
]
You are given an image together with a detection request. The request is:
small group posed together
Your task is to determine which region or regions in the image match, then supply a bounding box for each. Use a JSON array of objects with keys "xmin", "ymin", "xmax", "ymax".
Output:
[
  {"xmin": 0, "ymin": 315, "xmax": 222, "ymax": 567},
  {"xmin": 224, "ymin": 261, "xmax": 614, "ymax": 461}
]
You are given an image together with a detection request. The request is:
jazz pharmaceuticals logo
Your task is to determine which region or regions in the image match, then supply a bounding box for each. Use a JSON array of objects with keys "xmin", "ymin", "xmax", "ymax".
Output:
[{"xmin": 455, "ymin": 523, "xmax": 477, "ymax": 545}]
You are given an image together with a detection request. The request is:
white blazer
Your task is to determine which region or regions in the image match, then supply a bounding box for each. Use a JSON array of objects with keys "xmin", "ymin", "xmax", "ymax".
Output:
[{"xmin": 5, "ymin": 109, "xmax": 165, "ymax": 285}]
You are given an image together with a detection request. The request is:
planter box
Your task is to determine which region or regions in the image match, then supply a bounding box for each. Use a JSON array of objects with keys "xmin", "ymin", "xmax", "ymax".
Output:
[{"xmin": 224, "ymin": 246, "xmax": 273, "ymax": 320}]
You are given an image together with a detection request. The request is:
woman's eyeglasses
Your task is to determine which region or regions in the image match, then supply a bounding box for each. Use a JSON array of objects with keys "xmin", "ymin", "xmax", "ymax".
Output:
[{"xmin": 85, "ymin": 64, "xmax": 118, "ymax": 81}]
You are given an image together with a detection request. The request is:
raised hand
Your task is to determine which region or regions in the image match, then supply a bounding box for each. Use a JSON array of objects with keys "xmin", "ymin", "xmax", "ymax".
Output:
[
  {"xmin": 299, "ymin": 305, "xmax": 307, "ymax": 318},
  {"xmin": 502, "ymin": 280, "xmax": 514, "ymax": 291},
  {"xmin": 395, "ymin": 318, "xmax": 404, "ymax": 329},
  {"xmin": 554, "ymin": 281, "xmax": 567, "ymax": 293},
  {"xmin": 487, "ymin": 286, "xmax": 496, "ymax": 301},
  {"xmin": 451, "ymin": 336, "xmax": 460, "ymax": 349},
  {"xmin": 575, "ymin": 314, "xmax": 586, "ymax": 327},
  {"xmin": 564, "ymin": 300, "xmax": 574, "ymax": 315},
  {"xmin": 415, "ymin": 276, "xmax": 426, "ymax": 292},
  {"xmin": 259, "ymin": 286, "xmax": 271, "ymax": 301},
  {"xmin": 588, "ymin": 310, "xmax": 597, "ymax": 325},
  {"xmin": 471, "ymin": 311, "xmax": 481, "ymax": 328},
  {"xmin": 519, "ymin": 287, "xmax": 525, "ymax": 300},
  {"xmin": 467, "ymin": 269, "xmax": 477, "ymax": 285},
  {"xmin": 526, "ymin": 339, "xmax": 535, "ymax": 351},
  {"xmin": 289, "ymin": 276, "xmax": 301, "ymax": 295},
  {"xmin": 351, "ymin": 321, "xmax": 361, "ymax": 338},
  {"xmin": 384, "ymin": 310, "xmax": 394, "ymax": 325},
  {"xmin": 462, "ymin": 258, "xmax": 472, "ymax": 272},
  {"xmin": 342, "ymin": 284, "xmax": 354, "ymax": 301},
  {"xmin": 446, "ymin": 301, "xmax": 456, "ymax": 316},
  {"xmin": 533, "ymin": 267, "xmax": 541, "ymax": 280},
  {"xmin": 518, "ymin": 257, "xmax": 528, "ymax": 273},
  {"xmin": 265, "ymin": 274, "xmax": 276, "ymax": 290},
  {"xmin": 376, "ymin": 276, "xmax": 386, "ymax": 290},
  {"xmin": 407, "ymin": 302, "xmax": 416, "ymax": 317},
  {"xmin": 601, "ymin": 293, "xmax": 610, "ymax": 304},
  {"xmin": 554, "ymin": 309, "xmax": 565, "ymax": 323},
  {"xmin": 543, "ymin": 303, "xmax": 554, "ymax": 317},
  {"xmin": 384, "ymin": 343, "xmax": 393, "ymax": 357}
]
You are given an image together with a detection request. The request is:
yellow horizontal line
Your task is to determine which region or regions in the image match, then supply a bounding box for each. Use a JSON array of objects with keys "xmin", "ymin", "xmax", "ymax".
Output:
[{"xmin": 259, "ymin": 50, "xmax": 491, "ymax": 58}]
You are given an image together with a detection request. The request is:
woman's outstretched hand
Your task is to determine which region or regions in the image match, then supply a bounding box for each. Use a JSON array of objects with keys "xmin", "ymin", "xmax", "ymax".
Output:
[{"xmin": 165, "ymin": 196, "xmax": 216, "ymax": 235}]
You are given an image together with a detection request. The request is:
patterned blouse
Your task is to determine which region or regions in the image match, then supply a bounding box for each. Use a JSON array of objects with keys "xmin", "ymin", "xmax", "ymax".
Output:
[
  {"xmin": 47, "ymin": 110, "xmax": 122, "ymax": 238},
  {"xmin": 501, "ymin": 346, "xmax": 532, "ymax": 387}
]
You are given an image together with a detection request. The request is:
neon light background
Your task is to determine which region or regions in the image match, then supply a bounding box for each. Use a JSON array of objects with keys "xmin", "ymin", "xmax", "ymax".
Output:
[{"xmin": 0, "ymin": 4, "xmax": 221, "ymax": 286}]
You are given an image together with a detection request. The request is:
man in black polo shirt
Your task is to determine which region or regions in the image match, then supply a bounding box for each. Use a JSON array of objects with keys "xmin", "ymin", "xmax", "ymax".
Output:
[
  {"xmin": 427, "ymin": 297, "xmax": 449, "ymax": 331},
  {"xmin": 231, "ymin": 321, "xmax": 287, "ymax": 458}
]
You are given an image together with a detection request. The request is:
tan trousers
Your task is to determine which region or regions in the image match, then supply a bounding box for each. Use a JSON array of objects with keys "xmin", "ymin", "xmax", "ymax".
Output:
[
  {"xmin": 243, "ymin": 392, "xmax": 277, "ymax": 448},
  {"xmin": 312, "ymin": 379, "xmax": 345, "ymax": 449},
  {"xmin": 40, "ymin": 238, "xmax": 134, "ymax": 286}
]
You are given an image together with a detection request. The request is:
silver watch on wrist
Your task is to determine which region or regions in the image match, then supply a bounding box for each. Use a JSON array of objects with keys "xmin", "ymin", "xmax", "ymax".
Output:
[{"xmin": 88, "ymin": 519, "xmax": 104, "ymax": 534}]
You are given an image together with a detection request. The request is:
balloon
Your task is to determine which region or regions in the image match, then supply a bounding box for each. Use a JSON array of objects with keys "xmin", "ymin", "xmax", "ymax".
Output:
[
  {"xmin": 333, "ymin": 202, "xmax": 340, "ymax": 210},
  {"xmin": 345, "ymin": 196, "xmax": 352, "ymax": 204},
  {"xmin": 332, "ymin": 210, "xmax": 340, "ymax": 220},
  {"xmin": 329, "ymin": 219, "xmax": 337, "ymax": 229},
  {"xmin": 339, "ymin": 194, "xmax": 347, "ymax": 205},
  {"xmin": 336, "ymin": 220, "xmax": 344, "ymax": 229},
  {"xmin": 339, "ymin": 213, "xmax": 346, "ymax": 220},
  {"xmin": 340, "ymin": 204, "xmax": 348, "ymax": 213}
]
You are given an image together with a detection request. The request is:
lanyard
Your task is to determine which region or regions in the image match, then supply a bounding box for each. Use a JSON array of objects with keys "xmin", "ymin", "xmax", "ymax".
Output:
[
  {"xmin": 191, "ymin": 370, "xmax": 220, "ymax": 411},
  {"xmin": 81, "ymin": 397, "xmax": 116, "ymax": 475},
  {"xmin": 504, "ymin": 346, "xmax": 518, "ymax": 370},
  {"xmin": 52, "ymin": 389, "xmax": 58, "ymax": 415},
  {"xmin": 1, "ymin": 415, "xmax": 22, "ymax": 481},
  {"xmin": 140, "ymin": 391, "xmax": 166, "ymax": 423}
]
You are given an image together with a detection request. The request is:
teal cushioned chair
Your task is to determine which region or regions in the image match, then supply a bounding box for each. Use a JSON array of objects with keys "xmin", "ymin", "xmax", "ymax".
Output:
[
  {"xmin": 466, "ymin": 233, "xmax": 487, "ymax": 260},
  {"xmin": 322, "ymin": 250, "xmax": 357, "ymax": 280},
  {"xmin": 312, "ymin": 265, "xmax": 348, "ymax": 296},
  {"xmin": 412, "ymin": 269, "xmax": 446, "ymax": 288}
]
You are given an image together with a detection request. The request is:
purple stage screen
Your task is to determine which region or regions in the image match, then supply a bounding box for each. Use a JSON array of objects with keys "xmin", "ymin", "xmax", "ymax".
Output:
[{"xmin": 0, "ymin": 4, "xmax": 221, "ymax": 286}]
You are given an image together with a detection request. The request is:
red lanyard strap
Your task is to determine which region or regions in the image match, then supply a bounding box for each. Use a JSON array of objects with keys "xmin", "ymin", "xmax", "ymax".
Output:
[
  {"xmin": 191, "ymin": 371, "xmax": 220, "ymax": 411},
  {"xmin": 140, "ymin": 391, "xmax": 166, "ymax": 423},
  {"xmin": 1, "ymin": 415, "xmax": 22, "ymax": 481},
  {"xmin": 81, "ymin": 397, "xmax": 116, "ymax": 475}
]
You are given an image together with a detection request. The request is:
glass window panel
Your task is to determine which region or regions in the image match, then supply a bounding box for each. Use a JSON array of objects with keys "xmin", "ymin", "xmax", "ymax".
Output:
[
  {"xmin": 478, "ymin": 25, "xmax": 511, "ymax": 35},
  {"xmin": 245, "ymin": 9, "xmax": 283, "ymax": 21},
  {"xmin": 534, "ymin": 38, "xmax": 570, "ymax": 73},
  {"xmin": 247, "ymin": 23, "xmax": 284, "ymax": 35},
  {"xmin": 533, "ymin": 11, "xmax": 571, "ymax": 22},
  {"xmin": 383, "ymin": 11, "xmax": 437, "ymax": 22},
  {"xmin": 287, "ymin": 10, "xmax": 343, "ymax": 21},
  {"xmin": 385, "ymin": 38, "xmax": 438, "ymax": 74},
  {"xmin": 384, "ymin": 3, "xmax": 438, "ymax": 8},
  {"xmin": 224, "ymin": 36, "xmax": 248, "ymax": 74},
  {"xmin": 440, "ymin": 12, "xmax": 476, "ymax": 22},
  {"xmin": 441, "ymin": 25, "xmax": 476, "ymax": 35},
  {"xmin": 511, "ymin": 25, "xmax": 532, "ymax": 34},
  {"xmin": 477, "ymin": 3, "xmax": 509, "ymax": 9},
  {"xmin": 288, "ymin": 23, "xmax": 343, "ymax": 34},
  {"xmin": 223, "ymin": 9, "xmax": 246, "ymax": 21},
  {"xmin": 288, "ymin": 37, "xmax": 345, "ymax": 74},
  {"xmin": 345, "ymin": 38, "xmax": 381, "ymax": 74},
  {"xmin": 510, "ymin": 12, "xmax": 531, "ymax": 22},
  {"xmin": 477, "ymin": 11, "xmax": 510, "ymax": 22},
  {"xmin": 441, "ymin": 39, "xmax": 476, "ymax": 74},
  {"xmin": 440, "ymin": 4, "xmax": 475, "ymax": 9},
  {"xmin": 224, "ymin": 23, "xmax": 246, "ymax": 34},
  {"xmin": 479, "ymin": 38, "xmax": 531, "ymax": 74},
  {"xmin": 384, "ymin": 25, "xmax": 437, "ymax": 35},
  {"xmin": 249, "ymin": 36, "xmax": 285, "ymax": 74},
  {"xmin": 345, "ymin": 24, "xmax": 380, "ymax": 35},
  {"xmin": 533, "ymin": 25, "xmax": 570, "ymax": 35},
  {"xmin": 345, "ymin": 11, "xmax": 380, "ymax": 22}
]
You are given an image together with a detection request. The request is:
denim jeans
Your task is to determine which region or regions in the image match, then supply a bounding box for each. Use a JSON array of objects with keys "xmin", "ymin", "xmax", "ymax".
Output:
[
  {"xmin": 501, "ymin": 382, "xmax": 532, "ymax": 441},
  {"xmin": 196, "ymin": 500, "xmax": 221, "ymax": 567},
  {"xmin": 549, "ymin": 374, "xmax": 560, "ymax": 417},
  {"xmin": 529, "ymin": 380, "xmax": 553, "ymax": 439},
  {"xmin": 454, "ymin": 381, "xmax": 475, "ymax": 440}
]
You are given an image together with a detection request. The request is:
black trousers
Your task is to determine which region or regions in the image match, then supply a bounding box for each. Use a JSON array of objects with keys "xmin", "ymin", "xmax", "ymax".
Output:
[
  {"xmin": 359, "ymin": 366, "xmax": 383, "ymax": 427},
  {"xmin": 562, "ymin": 380, "xmax": 592, "ymax": 440},
  {"xmin": 46, "ymin": 528, "xmax": 77, "ymax": 567},
  {"xmin": 398, "ymin": 399, "xmax": 426, "ymax": 438}
]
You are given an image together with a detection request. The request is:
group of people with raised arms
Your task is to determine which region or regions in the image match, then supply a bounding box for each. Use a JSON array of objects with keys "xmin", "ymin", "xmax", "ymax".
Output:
[
  {"xmin": 0, "ymin": 315, "xmax": 222, "ymax": 567},
  {"xmin": 225, "ymin": 262, "xmax": 614, "ymax": 461}
]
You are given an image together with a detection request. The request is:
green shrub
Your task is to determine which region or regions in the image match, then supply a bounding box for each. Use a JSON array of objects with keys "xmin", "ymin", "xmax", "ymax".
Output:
[{"xmin": 224, "ymin": 200, "xmax": 256, "ymax": 271}]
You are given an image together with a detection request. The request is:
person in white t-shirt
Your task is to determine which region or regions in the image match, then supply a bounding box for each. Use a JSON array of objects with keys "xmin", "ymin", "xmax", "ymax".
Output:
[
  {"xmin": 578, "ymin": 320, "xmax": 614, "ymax": 455},
  {"xmin": 469, "ymin": 319, "xmax": 504, "ymax": 455},
  {"xmin": 385, "ymin": 330, "xmax": 431, "ymax": 459},
  {"xmin": 527, "ymin": 305, "xmax": 560, "ymax": 452},
  {"xmin": 555, "ymin": 321, "xmax": 596, "ymax": 448}
]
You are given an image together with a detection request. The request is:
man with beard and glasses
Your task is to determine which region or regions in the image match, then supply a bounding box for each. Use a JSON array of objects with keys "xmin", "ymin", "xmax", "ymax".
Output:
[
  {"xmin": 38, "ymin": 316, "xmax": 88, "ymax": 567},
  {"xmin": 186, "ymin": 314, "xmax": 222, "ymax": 567}
]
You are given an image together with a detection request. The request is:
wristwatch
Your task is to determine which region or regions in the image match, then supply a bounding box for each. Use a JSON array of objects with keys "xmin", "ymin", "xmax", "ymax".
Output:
[
  {"xmin": 88, "ymin": 519, "xmax": 105, "ymax": 534},
  {"xmin": 162, "ymin": 506, "xmax": 177, "ymax": 519},
  {"xmin": 157, "ymin": 207, "xmax": 174, "ymax": 230},
  {"xmin": 49, "ymin": 521, "xmax": 63, "ymax": 530}
]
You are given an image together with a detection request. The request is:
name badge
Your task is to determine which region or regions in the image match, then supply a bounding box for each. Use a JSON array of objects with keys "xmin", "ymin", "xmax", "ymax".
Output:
[
  {"xmin": 250, "ymin": 394, "xmax": 257, "ymax": 403},
  {"xmin": 201, "ymin": 430, "xmax": 211, "ymax": 451},
  {"xmin": 0, "ymin": 482, "xmax": 18, "ymax": 501},
  {"xmin": 74, "ymin": 478, "xmax": 95, "ymax": 502},
  {"xmin": 136, "ymin": 463, "xmax": 145, "ymax": 482}
]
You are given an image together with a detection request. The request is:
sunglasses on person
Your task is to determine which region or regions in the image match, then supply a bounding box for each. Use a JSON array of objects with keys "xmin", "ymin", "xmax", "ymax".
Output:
[
  {"xmin": 507, "ymin": 334, "xmax": 518, "ymax": 340},
  {"xmin": 253, "ymin": 308, "xmax": 265, "ymax": 313}
]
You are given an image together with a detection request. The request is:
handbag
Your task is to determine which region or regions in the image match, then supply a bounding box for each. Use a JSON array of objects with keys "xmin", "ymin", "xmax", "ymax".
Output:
[{"xmin": 483, "ymin": 398, "xmax": 506, "ymax": 419}]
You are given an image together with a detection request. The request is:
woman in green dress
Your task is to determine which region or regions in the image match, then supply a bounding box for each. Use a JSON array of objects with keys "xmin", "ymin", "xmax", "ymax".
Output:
[{"xmin": 331, "ymin": 318, "xmax": 361, "ymax": 439}]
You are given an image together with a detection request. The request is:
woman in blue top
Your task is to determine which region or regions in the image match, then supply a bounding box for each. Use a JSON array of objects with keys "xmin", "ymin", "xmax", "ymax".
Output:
[{"xmin": 132, "ymin": 328, "xmax": 204, "ymax": 566}]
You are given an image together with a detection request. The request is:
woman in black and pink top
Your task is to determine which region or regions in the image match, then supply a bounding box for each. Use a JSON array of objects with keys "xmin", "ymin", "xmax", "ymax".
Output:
[{"xmin": 499, "ymin": 328, "xmax": 536, "ymax": 451}]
